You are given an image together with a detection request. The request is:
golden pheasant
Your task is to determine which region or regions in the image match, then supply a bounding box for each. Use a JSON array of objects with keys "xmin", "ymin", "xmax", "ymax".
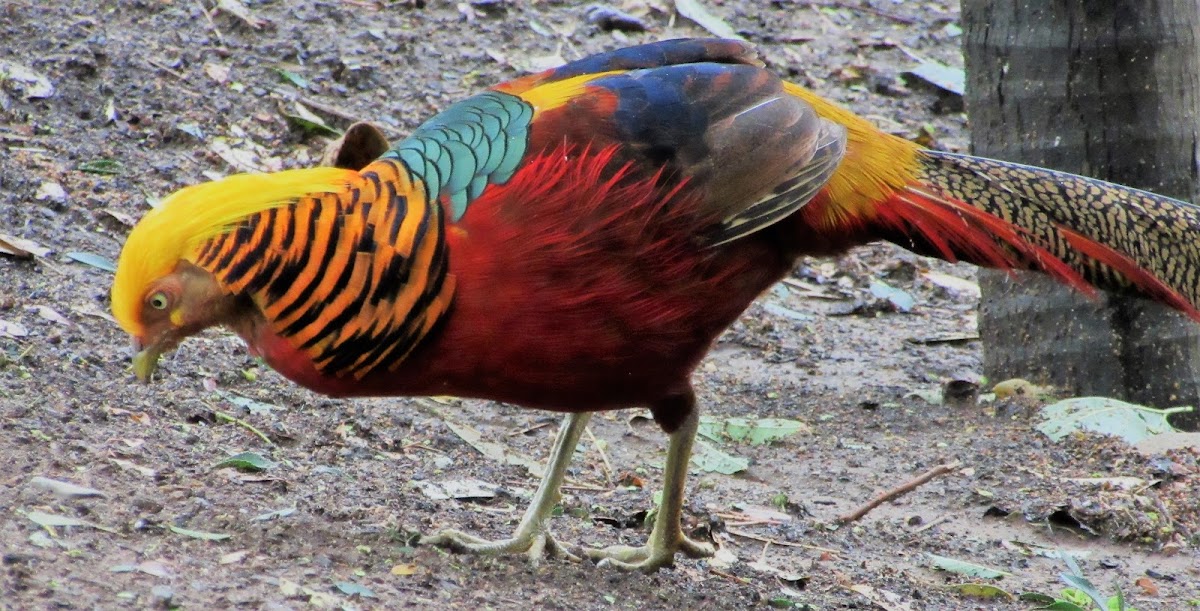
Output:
[{"xmin": 110, "ymin": 39, "xmax": 1200, "ymax": 572}]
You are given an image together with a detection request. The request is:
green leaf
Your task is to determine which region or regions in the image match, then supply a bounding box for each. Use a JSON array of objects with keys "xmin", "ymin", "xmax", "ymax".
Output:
[
  {"xmin": 65, "ymin": 251, "xmax": 117, "ymax": 273},
  {"xmin": 698, "ymin": 416, "xmax": 809, "ymax": 445},
  {"xmin": 284, "ymin": 101, "xmax": 338, "ymax": 136},
  {"xmin": 275, "ymin": 68, "xmax": 308, "ymax": 88},
  {"xmin": 216, "ymin": 390, "xmax": 278, "ymax": 414},
  {"xmin": 77, "ymin": 159, "xmax": 125, "ymax": 175},
  {"xmin": 927, "ymin": 553, "xmax": 1011, "ymax": 579},
  {"xmin": 1043, "ymin": 602, "xmax": 1090, "ymax": 611},
  {"xmin": 1059, "ymin": 575, "xmax": 1110, "ymax": 611},
  {"xmin": 213, "ymin": 451, "xmax": 275, "ymax": 472},
  {"xmin": 27, "ymin": 510, "xmax": 119, "ymax": 534},
  {"xmin": 169, "ymin": 525, "xmax": 231, "ymax": 541},
  {"xmin": 690, "ymin": 440, "xmax": 749, "ymax": 474},
  {"xmin": 1019, "ymin": 592, "xmax": 1060, "ymax": 604},
  {"xmin": 1037, "ymin": 397, "xmax": 1190, "ymax": 444},
  {"xmin": 869, "ymin": 279, "xmax": 914, "ymax": 312},
  {"xmin": 252, "ymin": 507, "xmax": 296, "ymax": 522},
  {"xmin": 947, "ymin": 583, "xmax": 1013, "ymax": 599},
  {"xmin": 334, "ymin": 582, "xmax": 375, "ymax": 598},
  {"xmin": 905, "ymin": 59, "xmax": 966, "ymax": 95}
]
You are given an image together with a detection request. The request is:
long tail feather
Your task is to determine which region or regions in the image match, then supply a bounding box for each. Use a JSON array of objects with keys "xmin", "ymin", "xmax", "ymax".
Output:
[{"xmin": 856, "ymin": 150, "xmax": 1200, "ymax": 320}]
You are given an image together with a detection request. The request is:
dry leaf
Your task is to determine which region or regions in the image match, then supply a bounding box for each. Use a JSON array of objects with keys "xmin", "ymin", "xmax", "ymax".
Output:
[
  {"xmin": 35, "ymin": 181, "xmax": 66, "ymax": 202},
  {"xmin": 101, "ymin": 208, "xmax": 137, "ymax": 226},
  {"xmin": 0, "ymin": 320, "xmax": 29, "ymax": 339},
  {"xmin": 29, "ymin": 305, "xmax": 70, "ymax": 326},
  {"xmin": 390, "ymin": 563, "xmax": 417, "ymax": 576},
  {"xmin": 215, "ymin": 0, "xmax": 267, "ymax": 29},
  {"xmin": 1135, "ymin": 576, "xmax": 1159, "ymax": 596},
  {"xmin": 0, "ymin": 234, "xmax": 51, "ymax": 258},
  {"xmin": 204, "ymin": 63, "xmax": 231, "ymax": 84},
  {"xmin": 220, "ymin": 550, "xmax": 250, "ymax": 564},
  {"xmin": 674, "ymin": 0, "xmax": 743, "ymax": 40}
]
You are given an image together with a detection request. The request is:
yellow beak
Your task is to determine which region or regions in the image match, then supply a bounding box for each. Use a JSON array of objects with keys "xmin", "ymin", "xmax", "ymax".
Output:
[{"xmin": 130, "ymin": 338, "xmax": 163, "ymax": 382}]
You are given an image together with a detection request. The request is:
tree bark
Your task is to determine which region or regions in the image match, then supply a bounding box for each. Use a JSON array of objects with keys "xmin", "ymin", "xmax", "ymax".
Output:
[{"xmin": 961, "ymin": 0, "xmax": 1200, "ymax": 429}]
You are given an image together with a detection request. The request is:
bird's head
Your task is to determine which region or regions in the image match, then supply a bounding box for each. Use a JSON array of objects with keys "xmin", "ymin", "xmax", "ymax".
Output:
[{"xmin": 111, "ymin": 167, "xmax": 355, "ymax": 381}]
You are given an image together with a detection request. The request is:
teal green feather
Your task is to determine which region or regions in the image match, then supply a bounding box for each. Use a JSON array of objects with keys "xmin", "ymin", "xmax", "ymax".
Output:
[{"xmin": 384, "ymin": 91, "xmax": 533, "ymax": 221}]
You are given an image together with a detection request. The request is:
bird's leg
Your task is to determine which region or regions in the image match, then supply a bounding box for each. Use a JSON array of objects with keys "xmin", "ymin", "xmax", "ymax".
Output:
[
  {"xmin": 585, "ymin": 397, "xmax": 714, "ymax": 572},
  {"xmin": 421, "ymin": 411, "xmax": 591, "ymax": 565}
]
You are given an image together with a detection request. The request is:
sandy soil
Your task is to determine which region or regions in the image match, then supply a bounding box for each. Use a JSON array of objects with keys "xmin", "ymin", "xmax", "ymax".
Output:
[{"xmin": 1, "ymin": 1, "xmax": 1197, "ymax": 609}]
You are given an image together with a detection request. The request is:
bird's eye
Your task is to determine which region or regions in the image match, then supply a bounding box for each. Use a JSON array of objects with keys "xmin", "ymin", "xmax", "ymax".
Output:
[{"xmin": 148, "ymin": 292, "xmax": 169, "ymax": 310}]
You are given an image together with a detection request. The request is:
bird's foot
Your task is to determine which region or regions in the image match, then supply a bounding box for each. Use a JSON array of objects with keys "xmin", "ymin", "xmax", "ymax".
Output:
[
  {"xmin": 584, "ymin": 528, "xmax": 714, "ymax": 572},
  {"xmin": 421, "ymin": 525, "xmax": 580, "ymax": 566}
]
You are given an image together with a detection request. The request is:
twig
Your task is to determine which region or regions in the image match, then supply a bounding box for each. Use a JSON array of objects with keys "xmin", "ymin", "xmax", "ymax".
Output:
[
  {"xmin": 837, "ymin": 460, "xmax": 963, "ymax": 524},
  {"xmin": 193, "ymin": 0, "xmax": 226, "ymax": 46},
  {"xmin": 585, "ymin": 425, "xmax": 614, "ymax": 484},
  {"xmin": 507, "ymin": 421, "xmax": 553, "ymax": 436},
  {"xmin": 912, "ymin": 513, "xmax": 951, "ymax": 533},
  {"xmin": 708, "ymin": 567, "xmax": 753, "ymax": 585},
  {"xmin": 146, "ymin": 58, "xmax": 188, "ymax": 81},
  {"xmin": 726, "ymin": 528, "xmax": 840, "ymax": 555},
  {"xmin": 214, "ymin": 411, "xmax": 274, "ymax": 446}
]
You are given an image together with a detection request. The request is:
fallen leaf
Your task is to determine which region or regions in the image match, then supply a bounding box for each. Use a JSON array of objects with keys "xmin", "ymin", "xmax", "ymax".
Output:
[
  {"xmin": 77, "ymin": 159, "xmax": 124, "ymax": 175},
  {"xmin": 905, "ymin": 59, "xmax": 965, "ymax": 96},
  {"xmin": 690, "ymin": 439, "xmax": 749, "ymax": 474},
  {"xmin": 1038, "ymin": 397, "xmax": 1189, "ymax": 444},
  {"xmin": 101, "ymin": 208, "xmax": 138, "ymax": 226},
  {"xmin": 169, "ymin": 525, "xmax": 231, "ymax": 541},
  {"xmin": 204, "ymin": 63, "xmax": 231, "ymax": 84},
  {"xmin": 869, "ymin": 279, "xmax": 915, "ymax": 312},
  {"xmin": 1134, "ymin": 576, "xmax": 1159, "ymax": 596},
  {"xmin": 0, "ymin": 234, "xmax": 50, "ymax": 258},
  {"xmin": 848, "ymin": 583, "xmax": 913, "ymax": 611},
  {"xmin": 390, "ymin": 563, "xmax": 417, "ymax": 576},
  {"xmin": 334, "ymin": 582, "xmax": 375, "ymax": 598},
  {"xmin": 35, "ymin": 181, "xmax": 66, "ymax": 202},
  {"xmin": 66, "ymin": 251, "xmax": 117, "ymax": 273},
  {"xmin": 730, "ymin": 503, "xmax": 792, "ymax": 523},
  {"xmin": 252, "ymin": 507, "xmax": 296, "ymax": 521},
  {"xmin": 29, "ymin": 476, "xmax": 104, "ymax": 498},
  {"xmin": 213, "ymin": 451, "xmax": 275, "ymax": 472},
  {"xmin": 215, "ymin": 0, "xmax": 267, "ymax": 29},
  {"xmin": 0, "ymin": 320, "xmax": 29, "ymax": 339},
  {"xmin": 219, "ymin": 550, "xmax": 249, "ymax": 564},
  {"xmin": 946, "ymin": 583, "xmax": 1014, "ymax": 599},
  {"xmin": 921, "ymin": 270, "xmax": 980, "ymax": 297},
  {"xmin": 674, "ymin": 0, "xmax": 744, "ymax": 40},
  {"xmin": 29, "ymin": 305, "xmax": 70, "ymax": 326},
  {"xmin": 435, "ymin": 410, "xmax": 545, "ymax": 477},
  {"xmin": 927, "ymin": 553, "xmax": 1011, "ymax": 579},
  {"xmin": 699, "ymin": 416, "xmax": 810, "ymax": 445},
  {"xmin": 27, "ymin": 510, "xmax": 119, "ymax": 535},
  {"xmin": 413, "ymin": 479, "xmax": 498, "ymax": 501},
  {"xmin": 0, "ymin": 59, "xmax": 55, "ymax": 98},
  {"xmin": 111, "ymin": 458, "xmax": 157, "ymax": 478}
]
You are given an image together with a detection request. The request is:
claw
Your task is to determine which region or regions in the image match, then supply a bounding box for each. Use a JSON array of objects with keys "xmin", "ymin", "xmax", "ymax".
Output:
[
  {"xmin": 421, "ymin": 527, "xmax": 580, "ymax": 566},
  {"xmin": 422, "ymin": 413, "xmax": 593, "ymax": 566},
  {"xmin": 587, "ymin": 405, "xmax": 714, "ymax": 572},
  {"xmin": 586, "ymin": 525, "xmax": 714, "ymax": 572}
]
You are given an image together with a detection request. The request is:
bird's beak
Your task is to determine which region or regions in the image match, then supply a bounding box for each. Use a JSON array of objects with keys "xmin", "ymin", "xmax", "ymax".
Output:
[{"xmin": 130, "ymin": 337, "xmax": 162, "ymax": 383}]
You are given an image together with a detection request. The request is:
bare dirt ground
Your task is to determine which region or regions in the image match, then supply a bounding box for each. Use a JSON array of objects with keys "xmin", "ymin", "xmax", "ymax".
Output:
[{"xmin": 2, "ymin": 1, "xmax": 1198, "ymax": 609}]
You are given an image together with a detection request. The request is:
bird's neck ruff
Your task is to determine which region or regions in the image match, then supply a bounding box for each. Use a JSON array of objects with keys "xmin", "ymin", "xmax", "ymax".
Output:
[{"xmin": 111, "ymin": 167, "xmax": 356, "ymax": 335}]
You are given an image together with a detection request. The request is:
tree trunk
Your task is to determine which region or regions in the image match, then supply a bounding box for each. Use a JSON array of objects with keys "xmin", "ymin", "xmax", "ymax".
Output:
[{"xmin": 961, "ymin": 0, "xmax": 1200, "ymax": 429}]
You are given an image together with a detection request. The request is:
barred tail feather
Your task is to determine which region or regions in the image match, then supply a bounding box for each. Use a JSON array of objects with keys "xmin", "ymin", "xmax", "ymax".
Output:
[{"xmin": 870, "ymin": 150, "xmax": 1200, "ymax": 321}]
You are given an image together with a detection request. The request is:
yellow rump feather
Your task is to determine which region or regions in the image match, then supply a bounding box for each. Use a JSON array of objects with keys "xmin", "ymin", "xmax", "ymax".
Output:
[
  {"xmin": 782, "ymin": 82, "xmax": 922, "ymax": 227},
  {"xmin": 515, "ymin": 71, "xmax": 621, "ymax": 116},
  {"xmin": 111, "ymin": 167, "xmax": 356, "ymax": 335}
]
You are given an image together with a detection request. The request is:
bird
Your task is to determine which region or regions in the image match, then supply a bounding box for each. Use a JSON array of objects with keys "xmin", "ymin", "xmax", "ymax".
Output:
[{"xmin": 110, "ymin": 38, "xmax": 1200, "ymax": 572}]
